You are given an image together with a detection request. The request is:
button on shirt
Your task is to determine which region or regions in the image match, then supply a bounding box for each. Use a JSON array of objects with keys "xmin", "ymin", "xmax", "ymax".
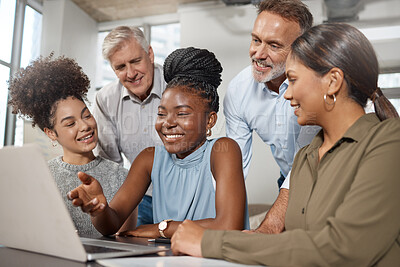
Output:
[{"xmin": 223, "ymin": 65, "xmax": 318, "ymax": 178}]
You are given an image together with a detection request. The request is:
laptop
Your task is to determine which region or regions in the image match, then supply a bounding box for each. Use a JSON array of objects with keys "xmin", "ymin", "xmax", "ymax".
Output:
[{"xmin": 0, "ymin": 144, "xmax": 167, "ymax": 262}]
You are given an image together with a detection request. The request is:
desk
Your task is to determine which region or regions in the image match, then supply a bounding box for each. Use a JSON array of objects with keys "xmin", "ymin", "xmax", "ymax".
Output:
[
  {"xmin": 0, "ymin": 236, "xmax": 171, "ymax": 267},
  {"xmin": 1, "ymin": 236, "xmax": 260, "ymax": 267}
]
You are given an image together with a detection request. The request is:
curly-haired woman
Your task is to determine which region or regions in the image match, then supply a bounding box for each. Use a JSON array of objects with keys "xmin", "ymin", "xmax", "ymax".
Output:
[{"xmin": 8, "ymin": 55, "xmax": 136, "ymax": 237}]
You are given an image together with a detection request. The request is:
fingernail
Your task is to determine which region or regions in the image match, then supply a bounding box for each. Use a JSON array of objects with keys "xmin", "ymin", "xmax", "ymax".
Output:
[
  {"xmin": 92, "ymin": 198, "xmax": 98, "ymax": 205},
  {"xmin": 99, "ymin": 203, "xmax": 105, "ymax": 209},
  {"xmin": 67, "ymin": 192, "xmax": 71, "ymax": 200}
]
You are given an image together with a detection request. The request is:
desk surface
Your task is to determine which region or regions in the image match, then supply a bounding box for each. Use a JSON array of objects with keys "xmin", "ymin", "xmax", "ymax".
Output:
[
  {"xmin": 0, "ymin": 236, "xmax": 172, "ymax": 267},
  {"xmin": 1, "ymin": 236, "xmax": 259, "ymax": 267}
]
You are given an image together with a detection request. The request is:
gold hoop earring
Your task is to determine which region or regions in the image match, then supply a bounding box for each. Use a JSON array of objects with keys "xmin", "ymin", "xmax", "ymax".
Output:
[
  {"xmin": 207, "ymin": 128, "xmax": 212, "ymax": 137},
  {"xmin": 324, "ymin": 94, "xmax": 336, "ymax": 106},
  {"xmin": 51, "ymin": 140, "xmax": 58, "ymax": 147}
]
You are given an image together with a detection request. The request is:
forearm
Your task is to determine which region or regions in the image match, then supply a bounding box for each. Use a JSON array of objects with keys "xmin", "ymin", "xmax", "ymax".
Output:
[
  {"xmin": 201, "ymin": 229, "xmax": 328, "ymax": 266},
  {"xmin": 118, "ymin": 207, "xmax": 138, "ymax": 232},
  {"xmin": 255, "ymin": 188, "xmax": 288, "ymax": 234},
  {"xmin": 91, "ymin": 205, "xmax": 125, "ymax": 236}
]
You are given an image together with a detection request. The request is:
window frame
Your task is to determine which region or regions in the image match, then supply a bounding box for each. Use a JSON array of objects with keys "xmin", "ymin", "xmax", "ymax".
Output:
[{"xmin": 2, "ymin": 0, "xmax": 42, "ymax": 146}]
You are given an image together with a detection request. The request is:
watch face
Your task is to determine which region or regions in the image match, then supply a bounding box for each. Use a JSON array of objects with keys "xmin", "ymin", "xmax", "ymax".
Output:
[{"xmin": 159, "ymin": 221, "xmax": 167, "ymax": 230}]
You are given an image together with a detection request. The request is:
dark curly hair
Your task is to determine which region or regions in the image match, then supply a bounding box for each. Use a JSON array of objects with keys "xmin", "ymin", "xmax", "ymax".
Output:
[
  {"xmin": 8, "ymin": 54, "xmax": 91, "ymax": 131},
  {"xmin": 163, "ymin": 47, "xmax": 222, "ymax": 113}
]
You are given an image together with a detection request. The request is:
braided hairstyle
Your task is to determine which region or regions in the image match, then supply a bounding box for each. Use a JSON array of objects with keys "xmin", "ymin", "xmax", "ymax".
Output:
[
  {"xmin": 163, "ymin": 47, "xmax": 222, "ymax": 113},
  {"xmin": 8, "ymin": 54, "xmax": 91, "ymax": 131}
]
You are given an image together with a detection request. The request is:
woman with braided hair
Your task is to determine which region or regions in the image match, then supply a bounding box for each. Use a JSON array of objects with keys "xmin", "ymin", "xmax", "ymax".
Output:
[
  {"xmin": 68, "ymin": 47, "xmax": 249, "ymax": 238},
  {"xmin": 8, "ymin": 55, "xmax": 136, "ymax": 237}
]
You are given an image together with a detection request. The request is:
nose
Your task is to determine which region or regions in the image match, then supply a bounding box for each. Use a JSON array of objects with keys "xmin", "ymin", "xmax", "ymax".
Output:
[
  {"xmin": 163, "ymin": 114, "xmax": 176, "ymax": 129},
  {"xmin": 78, "ymin": 119, "xmax": 91, "ymax": 131},
  {"xmin": 126, "ymin": 64, "xmax": 136, "ymax": 79},
  {"xmin": 251, "ymin": 43, "xmax": 268, "ymax": 60},
  {"xmin": 284, "ymin": 84, "xmax": 293, "ymax": 101}
]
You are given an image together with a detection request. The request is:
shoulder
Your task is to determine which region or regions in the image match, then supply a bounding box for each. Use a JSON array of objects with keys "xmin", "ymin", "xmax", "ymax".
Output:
[
  {"xmin": 134, "ymin": 147, "xmax": 156, "ymax": 165},
  {"xmin": 211, "ymin": 137, "xmax": 241, "ymax": 157},
  {"xmin": 227, "ymin": 66, "xmax": 253, "ymax": 93},
  {"xmin": 95, "ymin": 80, "xmax": 122, "ymax": 102},
  {"xmin": 370, "ymin": 117, "xmax": 400, "ymax": 142},
  {"xmin": 47, "ymin": 156, "xmax": 63, "ymax": 169}
]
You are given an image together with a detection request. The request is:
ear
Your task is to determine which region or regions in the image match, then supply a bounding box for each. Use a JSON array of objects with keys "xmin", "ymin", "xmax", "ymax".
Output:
[
  {"xmin": 148, "ymin": 45, "xmax": 154, "ymax": 64},
  {"xmin": 206, "ymin": 111, "xmax": 218, "ymax": 130},
  {"xmin": 325, "ymin": 67, "xmax": 344, "ymax": 96},
  {"xmin": 44, "ymin": 127, "xmax": 57, "ymax": 141}
]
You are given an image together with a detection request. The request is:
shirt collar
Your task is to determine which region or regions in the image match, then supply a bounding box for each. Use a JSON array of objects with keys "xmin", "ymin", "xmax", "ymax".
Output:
[
  {"xmin": 305, "ymin": 113, "xmax": 380, "ymax": 154},
  {"xmin": 262, "ymin": 79, "xmax": 289, "ymax": 98}
]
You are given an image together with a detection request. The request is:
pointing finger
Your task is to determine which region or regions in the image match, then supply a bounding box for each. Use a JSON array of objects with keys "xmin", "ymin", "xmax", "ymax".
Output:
[{"xmin": 77, "ymin": 172, "xmax": 93, "ymax": 185}]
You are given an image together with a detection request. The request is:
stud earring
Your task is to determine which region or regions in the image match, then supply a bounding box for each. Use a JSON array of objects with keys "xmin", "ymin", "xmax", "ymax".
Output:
[
  {"xmin": 207, "ymin": 128, "xmax": 212, "ymax": 137},
  {"xmin": 51, "ymin": 140, "xmax": 58, "ymax": 147}
]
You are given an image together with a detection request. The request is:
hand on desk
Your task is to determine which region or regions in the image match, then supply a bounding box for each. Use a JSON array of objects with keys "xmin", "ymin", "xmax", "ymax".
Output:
[
  {"xmin": 118, "ymin": 224, "xmax": 159, "ymax": 238},
  {"xmin": 171, "ymin": 220, "xmax": 204, "ymax": 257},
  {"xmin": 67, "ymin": 172, "xmax": 107, "ymax": 216}
]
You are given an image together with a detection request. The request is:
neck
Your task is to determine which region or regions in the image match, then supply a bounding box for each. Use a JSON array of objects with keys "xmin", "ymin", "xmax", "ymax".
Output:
[
  {"xmin": 319, "ymin": 101, "xmax": 365, "ymax": 159},
  {"xmin": 266, "ymin": 75, "xmax": 286, "ymax": 94},
  {"xmin": 62, "ymin": 150, "xmax": 96, "ymax": 165}
]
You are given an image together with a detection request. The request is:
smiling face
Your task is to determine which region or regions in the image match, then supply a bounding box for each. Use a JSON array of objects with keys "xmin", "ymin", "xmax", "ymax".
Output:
[
  {"xmin": 45, "ymin": 96, "xmax": 98, "ymax": 163},
  {"xmin": 284, "ymin": 55, "xmax": 326, "ymax": 126},
  {"xmin": 155, "ymin": 87, "xmax": 216, "ymax": 159},
  {"xmin": 250, "ymin": 11, "xmax": 301, "ymax": 84},
  {"xmin": 110, "ymin": 38, "xmax": 154, "ymax": 101}
]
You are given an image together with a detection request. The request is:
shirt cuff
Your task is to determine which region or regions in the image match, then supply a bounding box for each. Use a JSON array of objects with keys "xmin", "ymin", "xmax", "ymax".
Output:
[
  {"xmin": 201, "ymin": 229, "xmax": 225, "ymax": 259},
  {"xmin": 280, "ymin": 170, "xmax": 291, "ymax": 190}
]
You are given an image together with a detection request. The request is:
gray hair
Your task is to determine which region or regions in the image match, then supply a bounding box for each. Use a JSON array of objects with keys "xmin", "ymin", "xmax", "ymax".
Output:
[{"xmin": 102, "ymin": 26, "xmax": 149, "ymax": 61}]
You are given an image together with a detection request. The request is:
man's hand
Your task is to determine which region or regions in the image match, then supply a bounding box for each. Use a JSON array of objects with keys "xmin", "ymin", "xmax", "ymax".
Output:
[
  {"xmin": 67, "ymin": 172, "xmax": 107, "ymax": 216},
  {"xmin": 171, "ymin": 220, "xmax": 204, "ymax": 257},
  {"xmin": 252, "ymin": 188, "xmax": 289, "ymax": 234}
]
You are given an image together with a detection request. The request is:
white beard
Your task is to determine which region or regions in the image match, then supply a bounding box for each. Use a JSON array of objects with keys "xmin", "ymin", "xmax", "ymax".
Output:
[{"xmin": 251, "ymin": 58, "xmax": 286, "ymax": 83}]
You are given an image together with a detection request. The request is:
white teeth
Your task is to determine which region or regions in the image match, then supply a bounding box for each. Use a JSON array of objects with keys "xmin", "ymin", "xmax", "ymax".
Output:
[
  {"xmin": 165, "ymin": 134, "xmax": 183, "ymax": 139},
  {"xmin": 78, "ymin": 134, "xmax": 92, "ymax": 141},
  {"xmin": 255, "ymin": 61, "xmax": 269, "ymax": 68}
]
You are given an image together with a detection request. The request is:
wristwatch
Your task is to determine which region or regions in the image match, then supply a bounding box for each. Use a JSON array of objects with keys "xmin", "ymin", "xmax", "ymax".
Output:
[{"xmin": 158, "ymin": 219, "xmax": 173, "ymax": 238}]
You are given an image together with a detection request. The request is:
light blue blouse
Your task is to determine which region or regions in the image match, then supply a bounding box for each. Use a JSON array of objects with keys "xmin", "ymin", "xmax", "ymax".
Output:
[{"xmin": 151, "ymin": 138, "xmax": 250, "ymax": 229}]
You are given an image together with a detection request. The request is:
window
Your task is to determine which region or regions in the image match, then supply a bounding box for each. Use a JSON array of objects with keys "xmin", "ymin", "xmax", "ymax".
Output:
[
  {"xmin": 0, "ymin": 0, "xmax": 16, "ymax": 147},
  {"xmin": 151, "ymin": 23, "xmax": 180, "ymax": 66},
  {"xmin": 0, "ymin": 0, "xmax": 42, "ymax": 147},
  {"xmin": 379, "ymin": 72, "xmax": 400, "ymax": 114}
]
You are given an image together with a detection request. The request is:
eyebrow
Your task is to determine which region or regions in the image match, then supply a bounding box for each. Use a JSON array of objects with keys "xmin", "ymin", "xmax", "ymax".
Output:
[
  {"xmin": 158, "ymin": 105, "xmax": 194, "ymax": 110},
  {"xmin": 286, "ymin": 70, "xmax": 294, "ymax": 76},
  {"xmin": 60, "ymin": 107, "xmax": 88, "ymax": 123},
  {"xmin": 251, "ymin": 33, "xmax": 259, "ymax": 39},
  {"xmin": 251, "ymin": 33, "xmax": 283, "ymax": 46}
]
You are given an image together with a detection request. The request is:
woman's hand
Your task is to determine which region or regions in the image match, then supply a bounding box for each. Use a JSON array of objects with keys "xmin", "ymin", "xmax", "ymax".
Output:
[
  {"xmin": 171, "ymin": 220, "xmax": 204, "ymax": 257},
  {"xmin": 118, "ymin": 224, "xmax": 159, "ymax": 238},
  {"xmin": 67, "ymin": 172, "xmax": 107, "ymax": 216}
]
